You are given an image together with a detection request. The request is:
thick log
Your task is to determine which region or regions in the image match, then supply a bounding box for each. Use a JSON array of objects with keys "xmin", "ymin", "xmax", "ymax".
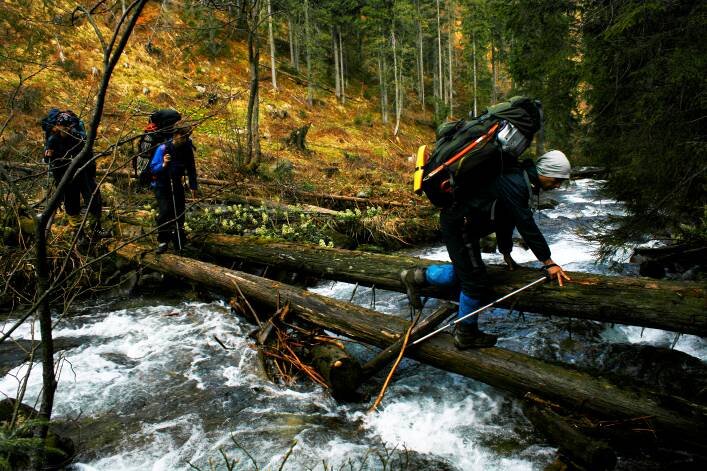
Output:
[
  {"xmin": 113, "ymin": 243, "xmax": 707, "ymax": 446},
  {"xmin": 193, "ymin": 234, "xmax": 707, "ymax": 337},
  {"xmin": 310, "ymin": 344, "xmax": 362, "ymax": 399}
]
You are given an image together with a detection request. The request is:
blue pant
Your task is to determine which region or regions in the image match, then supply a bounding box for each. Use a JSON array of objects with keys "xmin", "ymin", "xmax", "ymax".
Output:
[{"xmin": 425, "ymin": 264, "xmax": 483, "ymax": 327}]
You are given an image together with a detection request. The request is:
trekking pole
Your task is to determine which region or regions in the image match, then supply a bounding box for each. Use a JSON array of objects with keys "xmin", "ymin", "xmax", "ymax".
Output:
[
  {"xmin": 169, "ymin": 175, "xmax": 182, "ymax": 251},
  {"xmin": 411, "ymin": 276, "xmax": 547, "ymax": 346}
]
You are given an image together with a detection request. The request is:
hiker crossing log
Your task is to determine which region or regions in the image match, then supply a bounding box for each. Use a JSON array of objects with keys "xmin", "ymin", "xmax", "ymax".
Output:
[
  {"xmin": 191, "ymin": 234, "xmax": 707, "ymax": 337},
  {"xmin": 113, "ymin": 243, "xmax": 706, "ymax": 447}
]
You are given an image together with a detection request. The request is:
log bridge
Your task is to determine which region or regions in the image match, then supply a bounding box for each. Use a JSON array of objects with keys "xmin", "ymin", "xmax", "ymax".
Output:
[
  {"xmin": 114, "ymin": 243, "xmax": 707, "ymax": 448},
  {"xmin": 191, "ymin": 234, "xmax": 707, "ymax": 337}
]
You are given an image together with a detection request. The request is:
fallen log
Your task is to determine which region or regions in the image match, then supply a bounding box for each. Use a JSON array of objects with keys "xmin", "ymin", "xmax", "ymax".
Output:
[
  {"xmin": 113, "ymin": 243, "xmax": 707, "ymax": 447},
  {"xmin": 523, "ymin": 402, "xmax": 617, "ymax": 470},
  {"xmin": 310, "ymin": 344, "xmax": 361, "ymax": 400},
  {"xmin": 193, "ymin": 234, "xmax": 707, "ymax": 337}
]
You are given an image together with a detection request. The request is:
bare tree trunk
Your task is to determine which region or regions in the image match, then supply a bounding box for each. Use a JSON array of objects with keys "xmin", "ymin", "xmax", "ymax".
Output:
[
  {"xmin": 378, "ymin": 52, "xmax": 388, "ymax": 124},
  {"xmin": 436, "ymin": 0, "xmax": 443, "ymax": 102},
  {"xmin": 491, "ymin": 35, "xmax": 497, "ymax": 104},
  {"xmin": 333, "ymin": 27, "xmax": 341, "ymax": 101},
  {"xmin": 392, "ymin": 29, "xmax": 401, "ymax": 136},
  {"xmin": 338, "ymin": 30, "xmax": 345, "ymax": 104},
  {"xmin": 472, "ymin": 31, "xmax": 478, "ymax": 116},
  {"xmin": 304, "ymin": 0, "xmax": 313, "ymax": 106},
  {"xmin": 416, "ymin": 4, "xmax": 425, "ymax": 110},
  {"xmin": 288, "ymin": 16, "xmax": 296, "ymax": 69},
  {"xmin": 246, "ymin": 1, "xmax": 261, "ymax": 165},
  {"xmin": 447, "ymin": 0, "xmax": 454, "ymax": 116},
  {"xmin": 267, "ymin": 0, "xmax": 277, "ymax": 90}
]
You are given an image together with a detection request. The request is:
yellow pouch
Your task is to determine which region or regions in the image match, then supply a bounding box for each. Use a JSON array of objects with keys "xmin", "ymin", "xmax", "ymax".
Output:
[{"xmin": 413, "ymin": 145, "xmax": 428, "ymax": 195}]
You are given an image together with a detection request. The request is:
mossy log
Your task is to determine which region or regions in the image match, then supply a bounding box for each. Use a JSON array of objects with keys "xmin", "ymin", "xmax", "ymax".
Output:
[
  {"xmin": 192, "ymin": 234, "xmax": 707, "ymax": 337},
  {"xmin": 113, "ymin": 243, "xmax": 707, "ymax": 446}
]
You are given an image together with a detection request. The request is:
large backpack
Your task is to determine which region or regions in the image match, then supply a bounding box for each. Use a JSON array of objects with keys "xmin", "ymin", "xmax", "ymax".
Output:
[
  {"xmin": 41, "ymin": 108, "xmax": 86, "ymax": 147},
  {"xmin": 414, "ymin": 96, "xmax": 542, "ymax": 207},
  {"xmin": 134, "ymin": 109, "xmax": 182, "ymax": 185}
]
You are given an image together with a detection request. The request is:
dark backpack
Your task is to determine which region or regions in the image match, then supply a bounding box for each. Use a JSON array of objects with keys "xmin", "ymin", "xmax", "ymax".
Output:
[
  {"xmin": 41, "ymin": 108, "xmax": 86, "ymax": 148},
  {"xmin": 415, "ymin": 96, "xmax": 542, "ymax": 208},
  {"xmin": 134, "ymin": 109, "xmax": 182, "ymax": 185}
]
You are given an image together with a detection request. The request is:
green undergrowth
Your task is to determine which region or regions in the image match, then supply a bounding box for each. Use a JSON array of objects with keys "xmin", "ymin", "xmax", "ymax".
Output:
[{"xmin": 134, "ymin": 202, "xmax": 408, "ymax": 249}]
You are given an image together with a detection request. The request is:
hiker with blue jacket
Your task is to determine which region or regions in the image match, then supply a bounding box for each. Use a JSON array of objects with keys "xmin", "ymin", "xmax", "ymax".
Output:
[
  {"xmin": 401, "ymin": 150, "xmax": 572, "ymax": 349},
  {"xmin": 150, "ymin": 126, "xmax": 198, "ymax": 253}
]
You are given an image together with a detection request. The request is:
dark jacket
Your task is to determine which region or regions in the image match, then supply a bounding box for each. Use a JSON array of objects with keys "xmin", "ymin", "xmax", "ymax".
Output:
[
  {"xmin": 149, "ymin": 138, "xmax": 198, "ymax": 190},
  {"xmin": 45, "ymin": 132, "xmax": 83, "ymax": 175},
  {"xmin": 456, "ymin": 159, "xmax": 551, "ymax": 262}
]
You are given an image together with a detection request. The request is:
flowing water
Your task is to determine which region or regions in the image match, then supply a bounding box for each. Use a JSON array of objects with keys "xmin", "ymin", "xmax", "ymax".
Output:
[{"xmin": 1, "ymin": 179, "xmax": 705, "ymax": 470}]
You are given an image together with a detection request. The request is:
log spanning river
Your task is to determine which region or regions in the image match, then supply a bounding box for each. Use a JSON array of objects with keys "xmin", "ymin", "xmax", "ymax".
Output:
[{"xmin": 1, "ymin": 179, "xmax": 705, "ymax": 470}]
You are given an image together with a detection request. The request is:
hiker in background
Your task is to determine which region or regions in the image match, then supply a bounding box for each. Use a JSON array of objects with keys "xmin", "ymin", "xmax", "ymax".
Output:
[
  {"xmin": 43, "ymin": 111, "xmax": 108, "ymax": 240},
  {"xmin": 402, "ymin": 150, "xmax": 572, "ymax": 349},
  {"xmin": 150, "ymin": 125, "xmax": 198, "ymax": 254}
]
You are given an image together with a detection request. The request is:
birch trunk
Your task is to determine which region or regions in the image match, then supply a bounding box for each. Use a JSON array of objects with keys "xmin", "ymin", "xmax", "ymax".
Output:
[
  {"xmin": 288, "ymin": 17, "xmax": 296, "ymax": 69},
  {"xmin": 338, "ymin": 31, "xmax": 345, "ymax": 104},
  {"xmin": 333, "ymin": 27, "xmax": 341, "ymax": 101},
  {"xmin": 378, "ymin": 52, "xmax": 388, "ymax": 124},
  {"xmin": 447, "ymin": 0, "xmax": 454, "ymax": 116},
  {"xmin": 491, "ymin": 36, "xmax": 497, "ymax": 104},
  {"xmin": 436, "ymin": 0, "xmax": 443, "ymax": 101},
  {"xmin": 391, "ymin": 30, "xmax": 401, "ymax": 136},
  {"xmin": 415, "ymin": 0, "xmax": 425, "ymax": 110},
  {"xmin": 417, "ymin": 14, "xmax": 425, "ymax": 110},
  {"xmin": 472, "ymin": 32, "xmax": 478, "ymax": 116},
  {"xmin": 304, "ymin": 0, "xmax": 313, "ymax": 106},
  {"xmin": 266, "ymin": 0, "xmax": 277, "ymax": 90}
]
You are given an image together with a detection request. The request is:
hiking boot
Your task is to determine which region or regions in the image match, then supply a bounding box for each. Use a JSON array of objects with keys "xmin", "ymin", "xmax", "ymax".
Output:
[
  {"xmin": 453, "ymin": 323, "xmax": 498, "ymax": 349},
  {"xmin": 155, "ymin": 242, "xmax": 169, "ymax": 254},
  {"xmin": 400, "ymin": 267, "xmax": 426, "ymax": 309}
]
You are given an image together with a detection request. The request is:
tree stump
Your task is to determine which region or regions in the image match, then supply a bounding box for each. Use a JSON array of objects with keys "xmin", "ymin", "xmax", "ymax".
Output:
[{"xmin": 286, "ymin": 123, "xmax": 311, "ymax": 151}]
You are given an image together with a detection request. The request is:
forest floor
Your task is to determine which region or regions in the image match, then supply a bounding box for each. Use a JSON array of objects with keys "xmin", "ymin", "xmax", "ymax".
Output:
[{"xmin": 3, "ymin": 1, "xmax": 436, "ymax": 211}]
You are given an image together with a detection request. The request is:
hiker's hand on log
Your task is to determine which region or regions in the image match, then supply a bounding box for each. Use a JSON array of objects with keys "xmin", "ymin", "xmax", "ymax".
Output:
[
  {"xmin": 162, "ymin": 153, "xmax": 171, "ymax": 167},
  {"xmin": 543, "ymin": 261, "xmax": 571, "ymax": 287}
]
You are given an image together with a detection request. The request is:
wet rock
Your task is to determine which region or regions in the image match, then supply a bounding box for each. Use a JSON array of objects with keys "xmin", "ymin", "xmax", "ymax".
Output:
[
  {"xmin": 0, "ymin": 337, "xmax": 93, "ymax": 376},
  {"xmin": 52, "ymin": 412, "xmax": 139, "ymax": 463},
  {"xmin": 136, "ymin": 270, "xmax": 164, "ymax": 290},
  {"xmin": 99, "ymin": 352, "xmax": 140, "ymax": 368},
  {"xmin": 0, "ymin": 398, "xmax": 76, "ymax": 469}
]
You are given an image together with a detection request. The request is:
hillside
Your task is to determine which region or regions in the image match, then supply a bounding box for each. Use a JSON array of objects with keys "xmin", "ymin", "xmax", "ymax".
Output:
[{"xmin": 2, "ymin": 1, "xmax": 436, "ymax": 206}]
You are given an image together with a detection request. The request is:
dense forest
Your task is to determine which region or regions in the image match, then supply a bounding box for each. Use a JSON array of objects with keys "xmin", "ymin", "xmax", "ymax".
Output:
[{"xmin": 0, "ymin": 0, "xmax": 705, "ymax": 469}]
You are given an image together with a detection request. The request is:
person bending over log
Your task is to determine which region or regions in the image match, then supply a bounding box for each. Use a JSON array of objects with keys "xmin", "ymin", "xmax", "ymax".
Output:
[
  {"xmin": 401, "ymin": 150, "xmax": 572, "ymax": 349},
  {"xmin": 150, "ymin": 126, "xmax": 198, "ymax": 253}
]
